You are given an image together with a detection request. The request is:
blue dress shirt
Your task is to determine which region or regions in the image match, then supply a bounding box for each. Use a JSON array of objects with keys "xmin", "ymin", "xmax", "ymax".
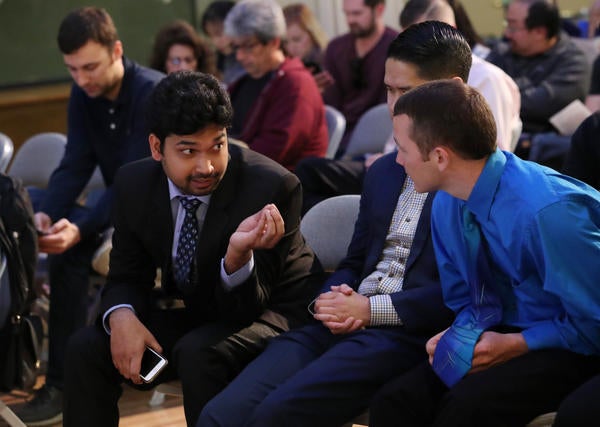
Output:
[{"xmin": 432, "ymin": 149, "xmax": 600, "ymax": 355}]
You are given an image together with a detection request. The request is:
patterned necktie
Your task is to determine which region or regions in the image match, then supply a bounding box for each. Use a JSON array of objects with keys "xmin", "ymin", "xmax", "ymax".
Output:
[
  {"xmin": 174, "ymin": 197, "xmax": 202, "ymax": 292},
  {"xmin": 432, "ymin": 205, "xmax": 503, "ymax": 387}
]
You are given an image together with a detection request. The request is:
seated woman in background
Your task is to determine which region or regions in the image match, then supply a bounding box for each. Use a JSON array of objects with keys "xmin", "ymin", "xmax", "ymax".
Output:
[
  {"xmin": 283, "ymin": 3, "xmax": 328, "ymax": 74},
  {"xmin": 149, "ymin": 20, "xmax": 217, "ymax": 76}
]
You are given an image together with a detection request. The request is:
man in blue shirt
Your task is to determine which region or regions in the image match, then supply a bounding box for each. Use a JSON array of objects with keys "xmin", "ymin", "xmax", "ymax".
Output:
[
  {"xmin": 17, "ymin": 7, "xmax": 163, "ymax": 425},
  {"xmin": 369, "ymin": 79, "xmax": 600, "ymax": 427}
]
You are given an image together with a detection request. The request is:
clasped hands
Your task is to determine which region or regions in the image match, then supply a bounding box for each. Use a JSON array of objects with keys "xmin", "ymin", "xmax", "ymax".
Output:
[
  {"xmin": 312, "ymin": 284, "xmax": 371, "ymax": 334},
  {"xmin": 426, "ymin": 328, "xmax": 529, "ymax": 374},
  {"xmin": 34, "ymin": 212, "xmax": 81, "ymax": 254}
]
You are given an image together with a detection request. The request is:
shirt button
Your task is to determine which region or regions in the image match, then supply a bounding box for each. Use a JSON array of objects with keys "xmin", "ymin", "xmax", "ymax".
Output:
[
  {"xmin": 377, "ymin": 276, "xmax": 382, "ymax": 282},
  {"xmin": 109, "ymin": 123, "xmax": 116, "ymax": 130},
  {"xmin": 108, "ymin": 108, "xmax": 115, "ymax": 114},
  {"xmin": 405, "ymin": 217, "xmax": 411, "ymax": 222}
]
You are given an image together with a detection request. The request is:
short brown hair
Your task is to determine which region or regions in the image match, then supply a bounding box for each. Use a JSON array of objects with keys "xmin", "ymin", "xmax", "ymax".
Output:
[
  {"xmin": 393, "ymin": 79, "xmax": 496, "ymax": 160},
  {"xmin": 57, "ymin": 7, "xmax": 118, "ymax": 54}
]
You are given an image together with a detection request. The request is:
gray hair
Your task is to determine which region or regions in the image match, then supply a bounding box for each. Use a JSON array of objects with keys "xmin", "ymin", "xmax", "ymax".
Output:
[{"xmin": 224, "ymin": 0, "xmax": 286, "ymax": 43}]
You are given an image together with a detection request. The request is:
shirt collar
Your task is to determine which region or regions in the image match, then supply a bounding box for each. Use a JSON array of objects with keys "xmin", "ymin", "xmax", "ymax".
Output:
[
  {"xmin": 466, "ymin": 149, "xmax": 506, "ymax": 221},
  {"xmin": 167, "ymin": 178, "xmax": 211, "ymax": 205},
  {"xmin": 113, "ymin": 56, "xmax": 134, "ymax": 107}
]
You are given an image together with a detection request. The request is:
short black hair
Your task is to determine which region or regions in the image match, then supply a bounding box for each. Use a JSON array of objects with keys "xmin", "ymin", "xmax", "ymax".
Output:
[
  {"xmin": 524, "ymin": 0, "xmax": 560, "ymax": 39},
  {"xmin": 365, "ymin": 0, "xmax": 385, "ymax": 7},
  {"xmin": 386, "ymin": 21, "xmax": 472, "ymax": 81},
  {"xmin": 394, "ymin": 79, "xmax": 496, "ymax": 160},
  {"xmin": 399, "ymin": 0, "xmax": 431, "ymax": 29},
  {"xmin": 201, "ymin": 1, "xmax": 236, "ymax": 33},
  {"xmin": 146, "ymin": 71, "xmax": 233, "ymax": 145},
  {"xmin": 57, "ymin": 7, "xmax": 118, "ymax": 54}
]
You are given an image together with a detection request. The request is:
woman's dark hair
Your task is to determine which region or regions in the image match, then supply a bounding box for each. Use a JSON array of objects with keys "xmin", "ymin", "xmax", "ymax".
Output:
[{"xmin": 149, "ymin": 20, "xmax": 217, "ymax": 76}]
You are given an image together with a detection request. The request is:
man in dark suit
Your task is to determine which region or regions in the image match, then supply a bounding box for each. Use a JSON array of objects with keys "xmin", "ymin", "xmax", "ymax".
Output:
[
  {"xmin": 197, "ymin": 22, "xmax": 472, "ymax": 427},
  {"xmin": 62, "ymin": 71, "xmax": 320, "ymax": 427}
]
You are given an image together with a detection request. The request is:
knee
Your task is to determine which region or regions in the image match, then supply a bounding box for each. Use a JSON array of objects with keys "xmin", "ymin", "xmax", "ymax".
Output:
[
  {"xmin": 66, "ymin": 326, "xmax": 103, "ymax": 365},
  {"xmin": 64, "ymin": 326, "xmax": 110, "ymax": 386},
  {"xmin": 246, "ymin": 397, "xmax": 290, "ymax": 427},
  {"xmin": 173, "ymin": 335, "xmax": 213, "ymax": 372},
  {"xmin": 197, "ymin": 397, "xmax": 228, "ymax": 427},
  {"xmin": 437, "ymin": 384, "xmax": 483, "ymax": 422}
]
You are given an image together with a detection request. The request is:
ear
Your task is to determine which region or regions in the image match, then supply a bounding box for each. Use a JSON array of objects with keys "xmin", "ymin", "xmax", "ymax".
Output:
[
  {"xmin": 430, "ymin": 146, "xmax": 450, "ymax": 172},
  {"xmin": 111, "ymin": 40, "xmax": 123, "ymax": 60},
  {"xmin": 451, "ymin": 76, "xmax": 464, "ymax": 84},
  {"xmin": 269, "ymin": 37, "xmax": 281, "ymax": 51},
  {"xmin": 374, "ymin": 3, "xmax": 385, "ymax": 18},
  {"xmin": 149, "ymin": 134, "xmax": 163, "ymax": 161}
]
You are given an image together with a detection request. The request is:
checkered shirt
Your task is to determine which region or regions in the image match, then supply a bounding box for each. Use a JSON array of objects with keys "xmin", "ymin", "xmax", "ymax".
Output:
[{"xmin": 358, "ymin": 178, "xmax": 428, "ymax": 326}]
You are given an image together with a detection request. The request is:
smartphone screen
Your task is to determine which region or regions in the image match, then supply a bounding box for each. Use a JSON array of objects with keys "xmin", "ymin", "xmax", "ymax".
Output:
[{"xmin": 139, "ymin": 347, "xmax": 168, "ymax": 383}]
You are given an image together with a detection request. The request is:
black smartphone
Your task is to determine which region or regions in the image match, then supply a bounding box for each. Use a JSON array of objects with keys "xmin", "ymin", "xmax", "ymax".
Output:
[{"xmin": 139, "ymin": 346, "xmax": 168, "ymax": 383}]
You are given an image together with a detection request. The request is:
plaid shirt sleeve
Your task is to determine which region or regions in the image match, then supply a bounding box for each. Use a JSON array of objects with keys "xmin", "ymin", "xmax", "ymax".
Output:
[{"xmin": 369, "ymin": 294, "xmax": 403, "ymax": 326}]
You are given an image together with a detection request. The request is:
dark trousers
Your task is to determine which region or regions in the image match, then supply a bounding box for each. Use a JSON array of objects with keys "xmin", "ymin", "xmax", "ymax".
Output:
[
  {"xmin": 45, "ymin": 237, "xmax": 99, "ymax": 389},
  {"xmin": 294, "ymin": 157, "xmax": 365, "ymax": 215},
  {"xmin": 63, "ymin": 309, "xmax": 281, "ymax": 427},
  {"xmin": 369, "ymin": 350, "xmax": 600, "ymax": 427},
  {"xmin": 28, "ymin": 188, "xmax": 101, "ymax": 390},
  {"xmin": 198, "ymin": 322, "xmax": 429, "ymax": 427},
  {"xmin": 554, "ymin": 373, "xmax": 600, "ymax": 426}
]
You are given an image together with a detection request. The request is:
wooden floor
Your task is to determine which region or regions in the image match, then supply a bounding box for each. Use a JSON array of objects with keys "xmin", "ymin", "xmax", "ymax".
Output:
[{"xmin": 0, "ymin": 379, "xmax": 186, "ymax": 427}]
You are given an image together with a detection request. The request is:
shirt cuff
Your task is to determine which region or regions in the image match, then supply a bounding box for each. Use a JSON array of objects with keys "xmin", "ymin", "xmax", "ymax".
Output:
[
  {"xmin": 369, "ymin": 294, "xmax": 403, "ymax": 326},
  {"xmin": 220, "ymin": 255, "xmax": 254, "ymax": 291},
  {"xmin": 102, "ymin": 304, "xmax": 135, "ymax": 335}
]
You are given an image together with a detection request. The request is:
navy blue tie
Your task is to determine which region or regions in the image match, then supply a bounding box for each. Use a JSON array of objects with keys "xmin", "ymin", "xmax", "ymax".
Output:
[
  {"xmin": 174, "ymin": 197, "xmax": 201, "ymax": 292},
  {"xmin": 432, "ymin": 205, "xmax": 503, "ymax": 387}
]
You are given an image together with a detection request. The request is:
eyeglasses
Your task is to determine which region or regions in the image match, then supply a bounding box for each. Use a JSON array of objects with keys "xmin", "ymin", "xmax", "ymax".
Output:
[
  {"xmin": 168, "ymin": 56, "xmax": 196, "ymax": 66},
  {"xmin": 231, "ymin": 40, "xmax": 261, "ymax": 54},
  {"xmin": 350, "ymin": 57, "xmax": 366, "ymax": 89}
]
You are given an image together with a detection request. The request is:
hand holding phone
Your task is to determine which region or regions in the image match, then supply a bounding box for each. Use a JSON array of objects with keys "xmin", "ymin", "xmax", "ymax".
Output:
[{"xmin": 139, "ymin": 346, "xmax": 168, "ymax": 383}]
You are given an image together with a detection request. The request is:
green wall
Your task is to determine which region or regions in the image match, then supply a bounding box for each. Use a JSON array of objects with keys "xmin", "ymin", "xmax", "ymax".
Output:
[{"xmin": 0, "ymin": 0, "xmax": 194, "ymax": 88}]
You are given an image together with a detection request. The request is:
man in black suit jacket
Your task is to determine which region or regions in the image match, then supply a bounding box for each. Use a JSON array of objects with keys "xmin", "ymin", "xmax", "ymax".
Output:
[{"xmin": 62, "ymin": 71, "xmax": 320, "ymax": 427}]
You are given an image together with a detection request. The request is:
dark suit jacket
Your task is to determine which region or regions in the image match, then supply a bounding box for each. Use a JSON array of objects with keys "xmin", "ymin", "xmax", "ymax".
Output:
[
  {"xmin": 100, "ymin": 144, "xmax": 320, "ymax": 328},
  {"xmin": 322, "ymin": 152, "xmax": 453, "ymax": 334}
]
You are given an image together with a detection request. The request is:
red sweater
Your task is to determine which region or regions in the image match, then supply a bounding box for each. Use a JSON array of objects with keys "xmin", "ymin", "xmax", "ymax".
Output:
[{"xmin": 229, "ymin": 57, "xmax": 328, "ymax": 170}]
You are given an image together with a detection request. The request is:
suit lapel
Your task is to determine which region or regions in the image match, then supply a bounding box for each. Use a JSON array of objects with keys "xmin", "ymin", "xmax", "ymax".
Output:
[
  {"xmin": 368, "ymin": 164, "xmax": 406, "ymax": 264},
  {"xmin": 194, "ymin": 146, "xmax": 240, "ymax": 276},
  {"xmin": 146, "ymin": 166, "xmax": 175, "ymax": 279}
]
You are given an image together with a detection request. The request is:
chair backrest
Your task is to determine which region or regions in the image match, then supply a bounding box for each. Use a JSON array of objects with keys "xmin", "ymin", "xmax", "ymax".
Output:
[
  {"xmin": 300, "ymin": 194, "xmax": 361, "ymax": 271},
  {"xmin": 0, "ymin": 133, "xmax": 14, "ymax": 173},
  {"xmin": 324, "ymin": 105, "xmax": 346, "ymax": 159},
  {"xmin": 343, "ymin": 103, "xmax": 392, "ymax": 160},
  {"xmin": 8, "ymin": 133, "xmax": 67, "ymax": 189}
]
